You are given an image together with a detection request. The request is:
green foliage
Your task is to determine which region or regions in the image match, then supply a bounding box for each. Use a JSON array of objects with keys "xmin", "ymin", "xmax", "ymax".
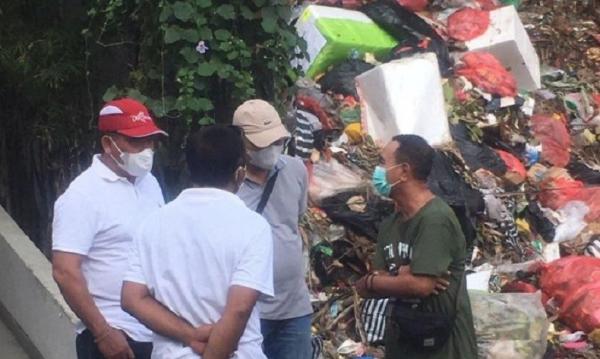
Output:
[{"xmin": 87, "ymin": 0, "xmax": 305, "ymax": 125}]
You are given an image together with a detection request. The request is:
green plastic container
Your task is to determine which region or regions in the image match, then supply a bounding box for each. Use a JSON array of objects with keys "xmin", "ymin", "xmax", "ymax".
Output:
[{"xmin": 296, "ymin": 5, "xmax": 398, "ymax": 78}]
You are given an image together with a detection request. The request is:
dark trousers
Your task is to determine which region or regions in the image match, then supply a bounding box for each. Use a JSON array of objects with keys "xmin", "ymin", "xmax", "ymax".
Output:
[{"xmin": 76, "ymin": 329, "xmax": 152, "ymax": 359}]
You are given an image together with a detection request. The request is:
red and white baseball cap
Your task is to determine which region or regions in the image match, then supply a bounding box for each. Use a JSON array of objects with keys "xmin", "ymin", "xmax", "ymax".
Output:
[{"xmin": 99, "ymin": 98, "xmax": 168, "ymax": 138}]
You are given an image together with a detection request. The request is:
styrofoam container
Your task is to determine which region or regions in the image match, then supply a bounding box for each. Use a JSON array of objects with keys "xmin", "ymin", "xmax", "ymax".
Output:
[
  {"xmin": 466, "ymin": 5, "xmax": 541, "ymax": 91},
  {"xmin": 356, "ymin": 53, "xmax": 451, "ymax": 146}
]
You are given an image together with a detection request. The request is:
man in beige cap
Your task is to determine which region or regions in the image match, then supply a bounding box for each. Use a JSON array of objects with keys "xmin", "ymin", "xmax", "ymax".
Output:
[{"xmin": 234, "ymin": 99, "xmax": 313, "ymax": 359}]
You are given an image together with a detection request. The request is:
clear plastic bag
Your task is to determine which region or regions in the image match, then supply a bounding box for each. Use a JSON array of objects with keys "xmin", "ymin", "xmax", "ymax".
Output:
[
  {"xmin": 308, "ymin": 158, "xmax": 368, "ymax": 203},
  {"xmin": 553, "ymin": 201, "xmax": 589, "ymax": 243},
  {"xmin": 469, "ymin": 291, "xmax": 548, "ymax": 359}
]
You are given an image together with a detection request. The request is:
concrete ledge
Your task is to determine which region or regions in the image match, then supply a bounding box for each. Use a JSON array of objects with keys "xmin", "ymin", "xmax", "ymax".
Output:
[{"xmin": 0, "ymin": 206, "xmax": 77, "ymax": 359}]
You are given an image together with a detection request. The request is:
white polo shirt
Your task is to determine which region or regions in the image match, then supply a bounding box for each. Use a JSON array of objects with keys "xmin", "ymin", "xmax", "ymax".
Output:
[
  {"xmin": 52, "ymin": 155, "xmax": 164, "ymax": 341},
  {"xmin": 124, "ymin": 188, "xmax": 274, "ymax": 359}
]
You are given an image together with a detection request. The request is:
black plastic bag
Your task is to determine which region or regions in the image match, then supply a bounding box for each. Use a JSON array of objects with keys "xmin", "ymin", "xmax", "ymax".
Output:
[
  {"xmin": 362, "ymin": 0, "xmax": 453, "ymax": 76},
  {"xmin": 451, "ymin": 123, "xmax": 507, "ymax": 176},
  {"xmin": 319, "ymin": 60, "xmax": 374, "ymax": 98},
  {"xmin": 427, "ymin": 150, "xmax": 484, "ymax": 248},
  {"xmin": 567, "ymin": 161, "xmax": 600, "ymax": 185},
  {"xmin": 525, "ymin": 201, "xmax": 555, "ymax": 243},
  {"xmin": 362, "ymin": 0, "xmax": 439, "ymax": 41},
  {"xmin": 320, "ymin": 191, "xmax": 394, "ymax": 240}
]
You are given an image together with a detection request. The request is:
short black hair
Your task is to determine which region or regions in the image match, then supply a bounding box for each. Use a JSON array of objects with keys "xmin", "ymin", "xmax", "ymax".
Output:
[
  {"xmin": 186, "ymin": 125, "xmax": 245, "ymax": 187},
  {"xmin": 392, "ymin": 134, "xmax": 434, "ymax": 181}
]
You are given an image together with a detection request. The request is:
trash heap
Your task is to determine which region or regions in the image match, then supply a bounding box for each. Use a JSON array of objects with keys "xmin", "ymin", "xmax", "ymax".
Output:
[{"xmin": 290, "ymin": 0, "xmax": 600, "ymax": 358}]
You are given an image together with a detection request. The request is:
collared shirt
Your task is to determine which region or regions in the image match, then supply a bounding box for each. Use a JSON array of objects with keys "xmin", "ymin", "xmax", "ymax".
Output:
[
  {"xmin": 125, "ymin": 188, "xmax": 274, "ymax": 359},
  {"xmin": 52, "ymin": 155, "xmax": 164, "ymax": 341},
  {"xmin": 237, "ymin": 154, "xmax": 313, "ymax": 320}
]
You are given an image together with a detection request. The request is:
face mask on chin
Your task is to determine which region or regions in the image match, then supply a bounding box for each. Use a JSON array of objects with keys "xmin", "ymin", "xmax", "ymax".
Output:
[
  {"xmin": 107, "ymin": 136, "xmax": 154, "ymax": 178},
  {"xmin": 247, "ymin": 143, "xmax": 284, "ymax": 170}
]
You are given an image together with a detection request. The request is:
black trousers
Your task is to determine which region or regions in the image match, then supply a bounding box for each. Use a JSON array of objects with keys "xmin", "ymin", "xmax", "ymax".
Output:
[{"xmin": 76, "ymin": 329, "xmax": 153, "ymax": 359}]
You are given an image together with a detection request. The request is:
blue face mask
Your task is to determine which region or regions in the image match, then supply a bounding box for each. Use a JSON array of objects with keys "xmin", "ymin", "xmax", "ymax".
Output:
[{"xmin": 372, "ymin": 165, "xmax": 402, "ymax": 197}]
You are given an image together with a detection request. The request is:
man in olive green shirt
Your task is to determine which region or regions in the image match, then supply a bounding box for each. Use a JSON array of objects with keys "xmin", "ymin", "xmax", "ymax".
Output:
[{"xmin": 356, "ymin": 135, "xmax": 477, "ymax": 359}]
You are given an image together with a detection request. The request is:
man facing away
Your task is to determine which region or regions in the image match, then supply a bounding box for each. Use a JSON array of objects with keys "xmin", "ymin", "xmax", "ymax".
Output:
[
  {"xmin": 233, "ymin": 99, "xmax": 313, "ymax": 359},
  {"xmin": 52, "ymin": 98, "xmax": 167, "ymax": 359},
  {"xmin": 121, "ymin": 125, "xmax": 274, "ymax": 359},
  {"xmin": 355, "ymin": 135, "xmax": 478, "ymax": 359}
]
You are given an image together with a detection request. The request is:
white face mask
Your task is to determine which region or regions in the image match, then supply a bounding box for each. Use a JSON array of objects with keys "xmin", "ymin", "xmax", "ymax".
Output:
[
  {"xmin": 107, "ymin": 137, "xmax": 154, "ymax": 177},
  {"xmin": 248, "ymin": 144, "xmax": 284, "ymax": 170}
]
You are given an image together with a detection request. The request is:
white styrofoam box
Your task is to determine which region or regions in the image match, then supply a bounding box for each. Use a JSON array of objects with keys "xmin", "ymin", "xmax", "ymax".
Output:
[
  {"xmin": 466, "ymin": 5, "xmax": 541, "ymax": 91},
  {"xmin": 356, "ymin": 53, "xmax": 451, "ymax": 146}
]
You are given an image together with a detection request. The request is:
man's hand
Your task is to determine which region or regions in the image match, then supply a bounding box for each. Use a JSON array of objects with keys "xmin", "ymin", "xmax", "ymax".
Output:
[
  {"xmin": 96, "ymin": 327, "xmax": 134, "ymax": 359},
  {"xmin": 186, "ymin": 325, "xmax": 213, "ymax": 355},
  {"xmin": 432, "ymin": 271, "xmax": 451, "ymax": 296}
]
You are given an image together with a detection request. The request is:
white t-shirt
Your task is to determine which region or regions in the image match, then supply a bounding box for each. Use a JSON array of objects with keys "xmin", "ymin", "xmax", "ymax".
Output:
[
  {"xmin": 125, "ymin": 188, "xmax": 274, "ymax": 359},
  {"xmin": 52, "ymin": 155, "xmax": 164, "ymax": 341}
]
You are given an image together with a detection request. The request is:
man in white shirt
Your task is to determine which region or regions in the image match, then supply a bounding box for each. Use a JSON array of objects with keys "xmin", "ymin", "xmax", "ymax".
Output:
[
  {"xmin": 52, "ymin": 98, "xmax": 167, "ymax": 359},
  {"xmin": 121, "ymin": 125, "xmax": 274, "ymax": 359}
]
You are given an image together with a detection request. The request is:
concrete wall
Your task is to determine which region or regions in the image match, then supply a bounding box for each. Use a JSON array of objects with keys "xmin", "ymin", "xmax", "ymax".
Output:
[{"xmin": 0, "ymin": 206, "xmax": 77, "ymax": 359}]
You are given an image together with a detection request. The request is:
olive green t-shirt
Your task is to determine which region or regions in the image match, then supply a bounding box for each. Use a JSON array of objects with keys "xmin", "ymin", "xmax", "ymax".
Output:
[{"xmin": 373, "ymin": 197, "xmax": 478, "ymax": 359}]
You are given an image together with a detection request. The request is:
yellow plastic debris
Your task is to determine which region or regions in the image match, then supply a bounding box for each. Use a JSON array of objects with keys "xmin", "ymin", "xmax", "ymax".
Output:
[{"xmin": 344, "ymin": 123, "xmax": 363, "ymax": 144}]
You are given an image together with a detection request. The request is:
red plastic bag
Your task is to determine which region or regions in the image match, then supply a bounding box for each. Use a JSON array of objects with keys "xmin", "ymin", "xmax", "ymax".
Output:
[
  {"xmin": 581, "ymin": 187, "xmax": 600, "ymax": 222},
  {"xmin": 496, "ymin": 150, "xmax": 526, "ymax": 184},
  {"xmin": 501, "ymin": 280, "xmax": 537, "ymax": 293},
  {"xmin": 539, "ymin": 257, "xmax": 600, "ymax": 303},
  {"xmin": 456, "ymin": 52, "xmax": 517, "ymax": 97},
  {"xmin": 396, "ymin": 0, "xmax": 429, "ymax": 12},
  {"xmin": 539, "ymin": 257, "xmax": 600, "ymax": 332},
  {"xmin": 297, "ymin": 95, "xmax": 337, "ymax": 130},
  {"xmin": 448, "ymin": 8, "xmax": 490, "ymax": 41},
  {"xmin": 538, "ymin": 176, "xmax": 584, "ymax": 210},
  {"xmin": 561, "ymin": 281, "xmax": 600, "ymax": 333},
  {"xmin": 530, "ymin": 114, "xmax": 571, "ymax": 168}
]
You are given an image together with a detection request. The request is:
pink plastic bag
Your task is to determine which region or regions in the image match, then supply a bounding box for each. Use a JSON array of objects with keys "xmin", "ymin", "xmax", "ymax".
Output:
[
  {"xmin": 448, "ymin": 8, "xmax": 490, "ymax": 41},
  {"xmin": 530, "ymin": 114, "xmax": 571, "ymax": 168}
]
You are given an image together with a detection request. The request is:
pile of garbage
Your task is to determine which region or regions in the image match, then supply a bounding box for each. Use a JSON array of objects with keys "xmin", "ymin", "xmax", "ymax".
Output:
[{"xmin": 289, "ymin": 0, "xmax": 600, "ymax": 358}]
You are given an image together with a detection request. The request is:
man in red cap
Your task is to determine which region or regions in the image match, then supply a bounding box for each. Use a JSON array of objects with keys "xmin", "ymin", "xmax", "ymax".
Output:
[{"xmin": 52, "ymin": 98, "xmax": 169, "ymax": 359}]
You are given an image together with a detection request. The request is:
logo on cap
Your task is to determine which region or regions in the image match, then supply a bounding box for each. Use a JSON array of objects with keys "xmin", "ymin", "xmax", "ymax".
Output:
[{"xmin": 131, "ymin": 111, "xmax": 151, "ymax": 123}]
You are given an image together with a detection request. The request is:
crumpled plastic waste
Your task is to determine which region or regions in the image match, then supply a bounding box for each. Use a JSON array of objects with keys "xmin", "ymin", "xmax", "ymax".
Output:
[
  {"xmin": 308, "ymin": 158, "xmax": 368, "ymax": 203},
  {"xmin": 469, "ymin": 291, "xmax": 548, "ymax": 359},
  {"xmin": 552, "ymin": 201, "xmax": 589, "ymax": 243},
  {"xmin": 337, "ymin": 339, "xmax": 367, "ymax": 356}
]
